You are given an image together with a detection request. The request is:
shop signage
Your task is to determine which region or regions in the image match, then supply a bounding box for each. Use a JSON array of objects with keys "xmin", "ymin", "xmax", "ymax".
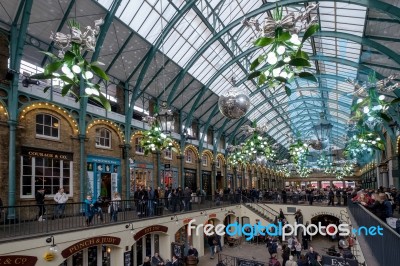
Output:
[
  {"xmin": 209, "ymin": 213, "xmax": 217, "ymax": 218},
  {"xmin": 132, "ymin": 163, "xmax": 154, "ymax": 169},
  {"xmin": 61, "ymin": 236, "xmax": 121, "ymax": 258},
  {"xmin": 0, "ymin": 256, "xmax": 37, "ymax": 265},
  {"xmin": 87, "ymin": 155, "xmax": 120, "ymax": 165},
  {"xmin": 322, "ymin": 255, "xmax": 358, "ymax": 266},
  {"xmin": 21, "ymin": 147, "xmax": 73, "ymax": 161},
  {"xmin": 123, "ymin": 251, "xmax": 131, "ymax": 266},
  {"xmin": 134, "ymin": 225, "xmax": 168, "ymax": 241}
]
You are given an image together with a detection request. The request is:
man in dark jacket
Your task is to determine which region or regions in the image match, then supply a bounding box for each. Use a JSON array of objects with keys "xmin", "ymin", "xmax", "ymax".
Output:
[
  {"xmin": 328, "ymin": 189, "xmax": 334, "ymax": 206},
  {"xmin": 35, "ymin": 188, "xmax": 46, "ymax": 221},
  {"xmin": 306, "ymin": 247, "xmax": 319, "ymax": 265},
  {"xmin": 336, "ymin": 188, "xmax": 342, "ymax": 206},
  {"xmin": 281, "ymin": 244, "xmax": 290, "ymax": 266}
]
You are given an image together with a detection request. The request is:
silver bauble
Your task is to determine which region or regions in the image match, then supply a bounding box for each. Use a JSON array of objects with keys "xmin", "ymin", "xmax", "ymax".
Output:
[{"xmin": 218, "ymin": 87, "xmax": 250, "ymax": 119}]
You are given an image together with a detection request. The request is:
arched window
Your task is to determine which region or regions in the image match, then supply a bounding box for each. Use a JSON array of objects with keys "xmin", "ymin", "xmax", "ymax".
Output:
[
  {"xmin": 185, "ymin": 149, "xmax": 193, "ymax": 163},
  {"xmin": 135, "ymin": 137, "xmax": 144, "ymax": 154},
  {"xmin": 95, "ymin": 128, "xmax": 111, "ymax": 148},
  {"xmin": 164, "ymin": 148, "xmax": 172, "ymax": 159},
  {"xmin": 36, "ymin": 113, "xmax": 60, "ymax": 139},
  {"xmin": 202, "ymin": 155, "xmax": 208, "ymax": 166},
  {"xmin": 217, "ymin": 158, "xmax": 221, "ymax": 168}
]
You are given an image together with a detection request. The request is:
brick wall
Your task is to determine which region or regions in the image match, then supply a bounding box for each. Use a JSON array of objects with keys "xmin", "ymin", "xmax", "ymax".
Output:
[{"xmin": 16, "ymin": 107, "xmax": 80, "ymax": 205}]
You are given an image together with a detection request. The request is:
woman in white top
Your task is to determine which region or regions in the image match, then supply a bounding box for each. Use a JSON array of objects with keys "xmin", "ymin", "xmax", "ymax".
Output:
[{"xmin": 109, "ymin": 192, "xmax": 121, "ymax": 222}]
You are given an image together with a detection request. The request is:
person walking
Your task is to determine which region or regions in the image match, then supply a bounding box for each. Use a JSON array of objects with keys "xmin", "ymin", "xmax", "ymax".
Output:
[
  {"xmin": 109, "ymin": 192, "xmax": 121, "ymax": 222},
  {"xmin": 35, "ymin": 188, "xmax": 46, "ymax": 221},
  {"xmin": 54, "ymin": 187, "xmax": 68, "ymax": 218}
]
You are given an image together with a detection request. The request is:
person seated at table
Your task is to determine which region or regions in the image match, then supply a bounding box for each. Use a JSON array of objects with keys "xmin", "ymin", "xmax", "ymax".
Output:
[{"xmin": 151, "ymin": 253, "xmax": 165, "ymax": 266}]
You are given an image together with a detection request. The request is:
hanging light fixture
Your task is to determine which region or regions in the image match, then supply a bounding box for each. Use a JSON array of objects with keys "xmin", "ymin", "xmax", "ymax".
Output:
[
  {"xmin": 155, "ymin": 1, "xmax": 174, "ymax": 135},
  {"xmin": 312, "ymin": 112, "xmax": 333, "ymax": 142},
  {"xmin": 155, "ymin": 101, "xmax": 174, "ymax": 135}
]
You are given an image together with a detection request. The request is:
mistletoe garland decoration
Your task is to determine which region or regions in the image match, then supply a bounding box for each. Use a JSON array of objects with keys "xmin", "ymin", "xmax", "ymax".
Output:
[
  {"xmin": 243, "ymin": 4, "xmax": 319, "ymax": 96},
  {"xmin": 31, "ymin": 19, "xmax": 111, "ymax": 111},
  {"xmin": 289, "ymin": 139, "xmax": 309, "ymax": 165},
  {"xmin": 343, "ymin": 131, "xmax": 384, "ymax": 159},
  {"xmin": 140, "ymin": 115, "xmax": 177, "ymax": 156}
]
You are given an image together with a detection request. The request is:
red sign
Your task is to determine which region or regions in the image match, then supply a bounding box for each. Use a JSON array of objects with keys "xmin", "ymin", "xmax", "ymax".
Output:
[
  {"xmin": 61, "ymin": 236, "xmax": 120, "ymax": 258},
  {"xmin": 209, "ymin": 213, "xmax": 217, "ymax": 218},
  {"xmin": 0, "ymin": 256, "xmax": 38, "ymax": 266},
  {"xmin": 134, "ymin": 225, "xmax": 168, "ymax": 241}
]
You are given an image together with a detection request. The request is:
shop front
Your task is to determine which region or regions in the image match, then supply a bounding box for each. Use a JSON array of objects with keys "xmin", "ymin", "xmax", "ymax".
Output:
[
  {"xmin": 226, "ymin": 174, "xmax": 233, "ymax": 189},
  {"xmin": 60, "ymin": 236, "xmax": 121, "ymax": 266},
  {"xmin": 129, "ymin": 162, "xmax": 154, "ymax": 196},
  {"xmin": 20, "ymin": 146, "xmax": 74, "ymax": 198},
  {"xmin": 216, "ymin": 171, "xmax": 223, "ymax": 190},
  {"xmin": 86, "ymin": 155, "xmax": 121, "ymax": 200},
  {"xmin": 184, "ymin": 169, "xmax": 197, "ymax": 192},
  {"xmin": 131, "ymin": 225, "xmax": 169, "ymax": 266},
  {"xmin": 202, "ymin": 170, "xmax": 211, "ymax": 195},
  {"xmin": 161, "ymin": 165, "xmax": 178, "ymax": 189}
]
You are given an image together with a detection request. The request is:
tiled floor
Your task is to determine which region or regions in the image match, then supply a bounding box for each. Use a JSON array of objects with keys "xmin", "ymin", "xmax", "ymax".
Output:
[{"xmin": 198, "ymin": 235, "xmax": 350, "ymax": 266}]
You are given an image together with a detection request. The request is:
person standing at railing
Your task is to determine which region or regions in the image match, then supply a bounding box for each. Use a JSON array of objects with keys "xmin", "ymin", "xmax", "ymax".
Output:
[
  {"xmin": 328, "ymin": 189, "xmax": 334, "ymax": 206},
  {"xmin": 84, "ymin": 195, "xmax": 95, "ymax": 226},
  {"xmin": 54, "ymin": 187, "xmax": 68, "ymax": 218},
  {"xmin": 35, "ymin": 188, "xmax": 46, "ymax": 221},
  {"xmin": 109, "ymin": 192, "xmax": 121, "ymax": 222}
]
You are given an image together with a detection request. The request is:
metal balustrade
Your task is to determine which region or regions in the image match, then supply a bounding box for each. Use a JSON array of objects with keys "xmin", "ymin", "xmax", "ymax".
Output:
[
  {"xmin": 0, "ymin": 196, "xmax": 237, "ymax": 243},
  {"xmin": 348, "ymin": 201, "xmax": 400, "ymax": 266}
]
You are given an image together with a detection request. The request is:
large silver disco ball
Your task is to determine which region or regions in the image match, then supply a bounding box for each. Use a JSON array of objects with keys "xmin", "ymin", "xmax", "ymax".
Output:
[{"xmin": 218, "ymin": 87, "xmax": 250, "ymax": 119}]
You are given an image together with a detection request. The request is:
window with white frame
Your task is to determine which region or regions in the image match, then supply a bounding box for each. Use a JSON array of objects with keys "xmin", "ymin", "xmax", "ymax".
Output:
[
  {"xmin": 135, "ymin": 137, "xmax": 144, "ymax": 154},
  {"xmin": 164, "ymin": 148, "xmax": 172, "ymax": 160},
  {"xmin": 202, "ymin": 155, "xmax": 208, "ymax": 166},
  {"xmin": 95, "ymin": 127, "xmax": 111, "ymax": 148},
  {"xmin": 21, "ymin": 156, "xmax": 72, "ymax": 197},
  {"xmin": 36, "ymin": 113, "xmax": 60, "ymax": 140},
  {"xmin": 185, "ymin": 149, "xmax": 193, "ymax": 163}
]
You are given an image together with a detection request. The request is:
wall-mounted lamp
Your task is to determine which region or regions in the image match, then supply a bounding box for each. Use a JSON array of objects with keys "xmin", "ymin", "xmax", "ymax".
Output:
[
  {"xmin": 125, "ymin": 223, "xmax": 135, "ymax": 234},
  {"xmin": 221, "ymin": 208, "xmax": 226, "ymax": 211},
  {"xmin": 22, "ymin": 77, "xmax": 40, "ymax": 87},
  {"xmin": 200, "ymin": 211, "xmax": 207, "ymax": 217},
  {"xmin": 107, "ymin": 247, "xmax": 111, "ymax": 254},
  {"xmin": 46, "ymin": 236, "xmax": 58, "ymax": 252},
  {"xmin": 171, "ymin": 215, "xmax": 179, "ymax": 225}
]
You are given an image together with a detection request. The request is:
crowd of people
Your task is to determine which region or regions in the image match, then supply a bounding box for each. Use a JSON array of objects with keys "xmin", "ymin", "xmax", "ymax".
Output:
[
  {"xmin": 351, "ymin": 186, "xmax": 399, "ymax": 228},
  {"xmin": 264, "ymin": 209, "xmax": 355, "ymax": 266},
  {"xmin": 141, "ymin": 247, "xmax": 198, "ymax": 266}
]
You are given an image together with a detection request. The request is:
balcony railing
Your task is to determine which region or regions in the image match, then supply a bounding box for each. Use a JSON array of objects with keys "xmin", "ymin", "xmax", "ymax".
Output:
[
  {"xmin": 0, "ymin": 195, "xmax": 237, "ymax": 243},
  {"xmin": 348, "ymin": 201, "xmax": 400, "ymax": 265}
]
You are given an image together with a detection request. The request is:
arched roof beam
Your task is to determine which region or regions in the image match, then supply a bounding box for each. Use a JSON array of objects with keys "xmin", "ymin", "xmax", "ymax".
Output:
[
  {"xmin": 162, "ymin": 0, "xmax": 400, "ymax": 143},
  {"xmin": 124, "ymin": 0, "xmax": 197, "ymax": 140}
]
